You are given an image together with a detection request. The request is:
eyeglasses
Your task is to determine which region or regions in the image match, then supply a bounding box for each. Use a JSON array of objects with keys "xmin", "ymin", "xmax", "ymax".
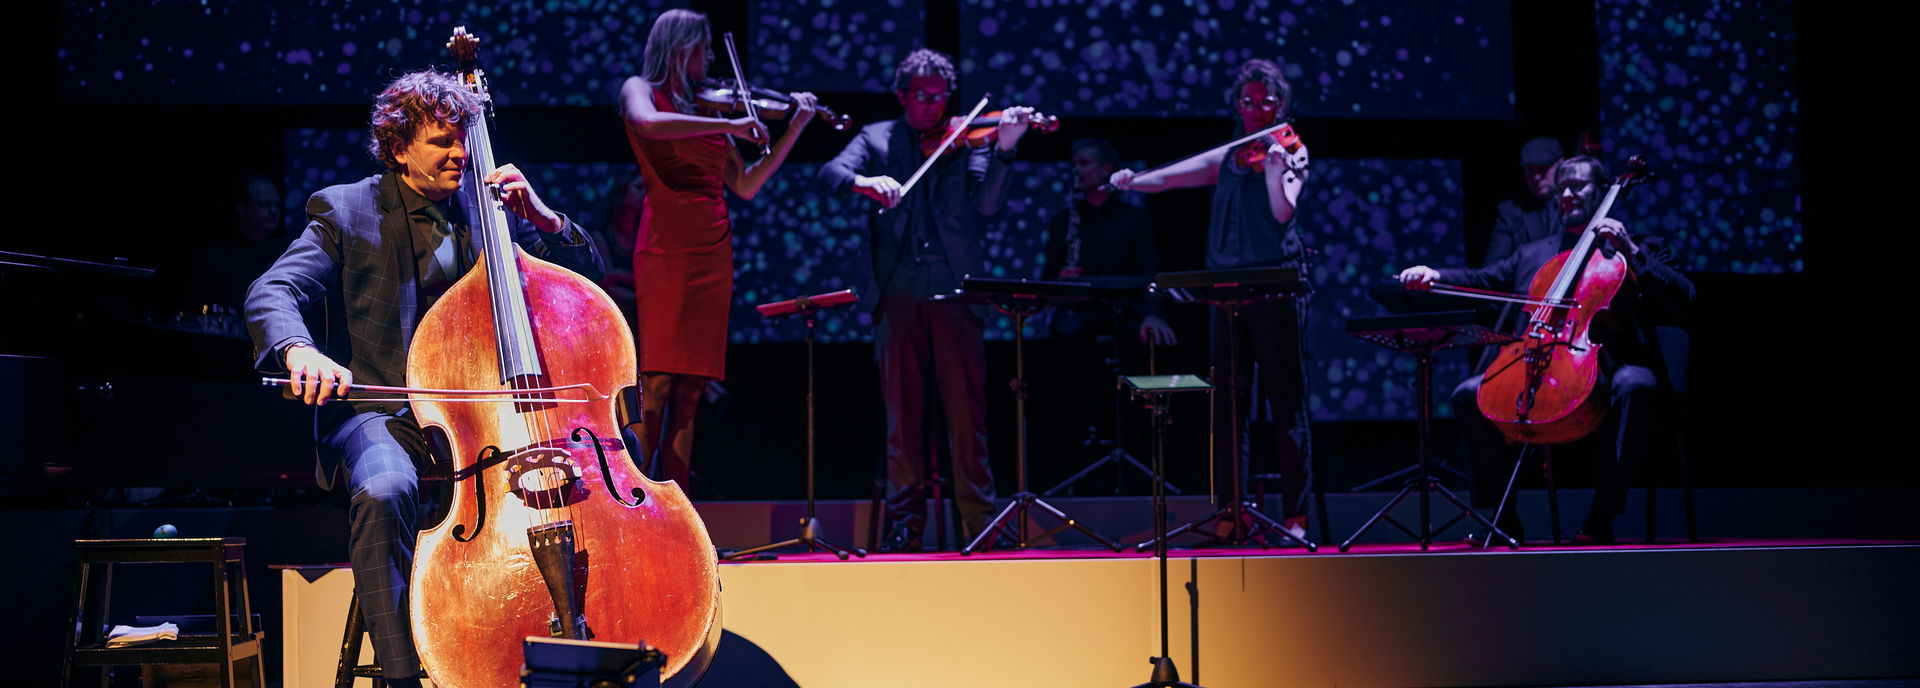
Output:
[
  {"xmin": 1238, "ymin": 96, "xmax": 1282, "ymax": 108},
  {"xmin": 899, "ymin": 90, "xmax": 950, "ymax": 104}
]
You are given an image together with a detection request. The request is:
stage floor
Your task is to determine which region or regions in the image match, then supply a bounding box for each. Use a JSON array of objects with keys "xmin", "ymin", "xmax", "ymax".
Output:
[
  {"xmin": 280, "ymin": 538, "xmax": 1918, "ymax": 688},
  {"xmin": 721, "ymin": 536, "xmax": 1919, "ymax": 563}
]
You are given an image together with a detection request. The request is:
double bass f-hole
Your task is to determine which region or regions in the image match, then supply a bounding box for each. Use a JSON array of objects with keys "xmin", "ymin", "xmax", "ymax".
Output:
[
  {"xmin": 450, "ymin": 445, "xmax": 503, "ymax": 543},
  {"xmin": 572, "ymin": 426, "xmax": 645, "ymax": 507}
]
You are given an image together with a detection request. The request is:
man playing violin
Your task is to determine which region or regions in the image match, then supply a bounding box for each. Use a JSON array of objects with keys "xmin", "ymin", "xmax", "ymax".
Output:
[
  {"xmin": 619, "ymin": 8, "xmax": 819, "ymax": 491},
  {"xmin": 817, "ymin": 48, "xmax": 1035, "ymax": 551},
  {"xmin": 1108, "ymin": 58, "xmax": 1316, "ymax": 541},
  {"xmin": 245, "ymin": 70, "xmax": 601, "ymax": 686},
  {"xmin": 1396, "ymin": 155, "xmax": 1693, "ymax": 545}
]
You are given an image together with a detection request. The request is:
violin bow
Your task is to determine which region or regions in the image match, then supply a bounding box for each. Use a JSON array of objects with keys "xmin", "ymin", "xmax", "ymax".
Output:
[
  {"xmin": 1102, "ymin": 120, "xmax": 1295, "ymax": 192},
  {"xmin": 722, "ymin": 32, "xmax": 769, "ymax": 157},
  {"xmin": 880, "ymin": 94, "xmax": 993, "ymax": 215},
  {"xmin": 260, "ymin": 377, "xmax": 608, "ymax": 403}
]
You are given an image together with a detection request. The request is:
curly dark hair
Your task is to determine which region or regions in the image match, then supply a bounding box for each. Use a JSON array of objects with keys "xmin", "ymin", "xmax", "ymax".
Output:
[
  {"xmin": 366, "ymin": 70, "xmax": 484, "ymax": 169},
  {"xmin": 892, "ymin": 48, "xmax": 957, "ymax": 94},
  {"xmin": 1225, "ymin": 58, "xmax": 1295, "ymax": 120}
]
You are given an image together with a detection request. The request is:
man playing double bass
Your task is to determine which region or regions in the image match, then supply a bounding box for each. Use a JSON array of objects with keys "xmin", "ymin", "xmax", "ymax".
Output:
[
  {"xmin": 245, "ymin": 70, "xmax": 600, "ymax": 686},
  {"xmin": 1395, "ymin": 155, "xmax": 1692, "ymax": 545}
]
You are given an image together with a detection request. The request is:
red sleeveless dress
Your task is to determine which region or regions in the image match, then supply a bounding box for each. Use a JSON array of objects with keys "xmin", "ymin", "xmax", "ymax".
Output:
[{"xmin": 626, "ymin": 87, "xmax": 733, "ymax": 380}]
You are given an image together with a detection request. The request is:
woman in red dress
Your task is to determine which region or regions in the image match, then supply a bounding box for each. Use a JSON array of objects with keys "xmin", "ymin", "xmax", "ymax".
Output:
[{"xmin": 619, "ymin": 9, "xmax": 817, "ymax": 487}]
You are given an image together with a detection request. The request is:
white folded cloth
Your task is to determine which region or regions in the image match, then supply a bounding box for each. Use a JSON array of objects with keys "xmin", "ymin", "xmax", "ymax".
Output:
[{"xmin": 105, "ymin": 622, "xmax": 179, "ymax": 648}]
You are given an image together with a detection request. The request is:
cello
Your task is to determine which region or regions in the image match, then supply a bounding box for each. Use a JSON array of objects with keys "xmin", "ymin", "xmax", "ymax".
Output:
[
  {"xmin": 1433, "ymin": 157, "xmax": 1651, "ymax": 445},
  {"xmin": 405, "ymin": 27, "xmax": 720, "ymax": 687}
]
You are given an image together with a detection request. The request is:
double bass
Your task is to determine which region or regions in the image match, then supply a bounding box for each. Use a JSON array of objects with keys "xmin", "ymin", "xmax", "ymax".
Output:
[
  {"xmin": 1434, "ymin": 157, "xmax": 1651, "ymax": 445},
  {"xmin": 407, "ymin": 28, "xmax": 720, "ymax": 687}
]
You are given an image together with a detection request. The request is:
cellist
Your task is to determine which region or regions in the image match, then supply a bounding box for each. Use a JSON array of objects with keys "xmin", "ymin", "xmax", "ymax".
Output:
[
  {"xmin": 244, "ymin": 70, "xmax": 601, "ymax": 686},
  {"xmin": 1395, "ymin": 155, "xmax": 1692, "ymax": 545}
]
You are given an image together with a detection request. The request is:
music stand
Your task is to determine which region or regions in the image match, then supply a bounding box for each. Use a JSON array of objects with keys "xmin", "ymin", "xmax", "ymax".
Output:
[
  {"xmin": 1042, "ymin": 275, "xmax": 1180, "ymax": 497},
  {"xmin": 1338, "ymin": 311, "xmax": 1521, "ymax": 551},
  {"xmin": 1136, "ymin": 268, "xmax": 1316, "ymax": 551},
  {"xmin": 936, "ymin": 278, "xmax": 1123, "ymax": 555},
  {"xmin": 1121, "ymin": 374, "xmax": 1211, "ymax": 688},
  {"xmin": 1345, "ymin": 286, "xmax": 1478, "ymax": 491},
  {"xmin": 723, "ymin": 290, "xmax": 866, "ymax": 560}
]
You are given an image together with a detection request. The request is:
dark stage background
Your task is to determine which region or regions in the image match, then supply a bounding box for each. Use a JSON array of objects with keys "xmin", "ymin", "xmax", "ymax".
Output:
[
  {"xmin": 31, "ymin": 0, "xmax": 1844, "ymax": 497},
  {"xmin": 17, "ymin": 0, "xmax": 1892, "ymax": 685},
  {"xmin": 27, "ymin": 3, "xmax": 1871, "ymax": 526}
]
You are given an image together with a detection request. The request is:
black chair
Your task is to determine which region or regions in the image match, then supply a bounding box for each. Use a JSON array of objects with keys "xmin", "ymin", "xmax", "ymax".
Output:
[{"xmin": 1644, "ymin": 325, "xmax": 1699, "ymax": 543}]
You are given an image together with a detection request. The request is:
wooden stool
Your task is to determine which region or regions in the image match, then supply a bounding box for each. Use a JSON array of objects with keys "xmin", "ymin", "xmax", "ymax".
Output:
[
  {"xmin": 62, "ymin": 537, "xmax": 264, "ymax": 688},
  {"xmin": 335, "ymin": 589, "xmax": 426, "ymax": 688}
]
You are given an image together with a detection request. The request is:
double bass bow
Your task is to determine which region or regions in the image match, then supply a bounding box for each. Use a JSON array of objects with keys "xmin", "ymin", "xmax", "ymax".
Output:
[
  {"xmin": 1430, "ymin": 156, "xmax": 1652, "ymax": 445},
  {"xmin": 404, "ymin": 27, "xmax": 721, "ymax": 688}
]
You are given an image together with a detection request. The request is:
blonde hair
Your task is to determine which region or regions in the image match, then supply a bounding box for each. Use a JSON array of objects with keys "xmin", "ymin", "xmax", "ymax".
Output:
[{"xmin": 639, "ymin": 9, "xmax": 711, "ymax": 114}]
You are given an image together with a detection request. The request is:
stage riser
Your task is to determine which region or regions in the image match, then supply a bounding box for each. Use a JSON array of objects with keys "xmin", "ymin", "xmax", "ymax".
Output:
[
  {"xmin": 282, "ymin": 545, "xmax": 1919, "ymax": 688},
  {"xmin": 693, "ymin": 486, "xmax": 1920, "ymax": 549}
]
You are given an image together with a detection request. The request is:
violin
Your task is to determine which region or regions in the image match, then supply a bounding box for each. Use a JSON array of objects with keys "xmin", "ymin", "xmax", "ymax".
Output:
[
  {"xmin": 1232, "ymin": 121, "xmax": 1303, "ymax": 171},
  {"xmin": 918, "ymin": 109, "xmax": 1060, "ymax": 157},
  {"xmin": 694, "ymin": 80, "xmax": 852, "ymax": 131}
]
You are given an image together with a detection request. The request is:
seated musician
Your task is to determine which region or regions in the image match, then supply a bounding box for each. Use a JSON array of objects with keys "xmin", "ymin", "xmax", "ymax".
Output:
[
  {"xmin": 245, "ymin": 71, "xmax": 600, "ymax": 686},
  {"xmin": 1396, "ymin": 155, "xmax": 1692, "ymax": 545},
  {"xmin": 1483, "ymin": 136, "xmax": 1564, "ymax": 266}
]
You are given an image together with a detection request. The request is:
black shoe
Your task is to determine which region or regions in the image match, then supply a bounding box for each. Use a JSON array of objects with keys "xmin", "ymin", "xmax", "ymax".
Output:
[
  {"xmin": 1574, "ymin": 516, "xmax": 1615, "ymax": 546},
  {"xmin": 878, "ymin": 523, "xmax": 922, "ymax": 553},
  {"xmin": 1571, "ymin": 526, "xmax": 1615, "ymax": 546}
]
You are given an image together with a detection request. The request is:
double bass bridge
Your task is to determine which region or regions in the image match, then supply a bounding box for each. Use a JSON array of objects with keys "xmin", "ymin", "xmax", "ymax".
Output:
[{"xmin": 504, "ymin": 447, "xmax": 586, "ymax": 509}]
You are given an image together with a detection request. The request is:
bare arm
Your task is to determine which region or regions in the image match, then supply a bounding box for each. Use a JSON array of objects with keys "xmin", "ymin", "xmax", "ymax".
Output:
[
  {"xmin": 620, "ymin": 76, "xmax": 765, "ymax": 143},
  {"xmin": 723, "ymin": 93, "xmax": 818, "ymax": 200},
  {"xmin": 1108, "ymin": 148, "xmax": 1226, "ymax": 193}
]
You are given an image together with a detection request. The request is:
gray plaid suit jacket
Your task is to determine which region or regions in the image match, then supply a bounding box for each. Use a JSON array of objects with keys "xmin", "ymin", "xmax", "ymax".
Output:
[{"xmin": 245, "ymin": 172, "xmax": 602, "ymax": 487}]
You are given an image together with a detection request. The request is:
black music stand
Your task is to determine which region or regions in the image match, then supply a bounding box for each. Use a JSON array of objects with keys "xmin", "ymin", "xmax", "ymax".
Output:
[
  {"xmin": 1136, "ymin": 268, "xmax": 1317, "ymax": 552},
  {"xmin": 1338, "ymin": 311, "xmax": 1521, "ymax": 551},
  {"xmin": 937, "ymin": 278, "xmax": 1123, "ymax": 555},
  {"xmin": 1043, "ymin": 276, "xmax": 1180, "ymax": 497},
  {"xmin": 1121, "ymin": 374, "xmax": 1211, "ymax": 688},
  {"xmin": 724, "ymin": 290, "xmax": 866, "ymax": 560},
  {"xmin": 1346, "ymin": 286, "xmax": 1479, "ymax": 491}
]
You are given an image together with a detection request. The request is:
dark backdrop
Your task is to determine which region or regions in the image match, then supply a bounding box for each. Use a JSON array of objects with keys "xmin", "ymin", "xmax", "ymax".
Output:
[{"xmin": 24, "ymin": 0, "xmax": 1875, "ymax": 509}]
